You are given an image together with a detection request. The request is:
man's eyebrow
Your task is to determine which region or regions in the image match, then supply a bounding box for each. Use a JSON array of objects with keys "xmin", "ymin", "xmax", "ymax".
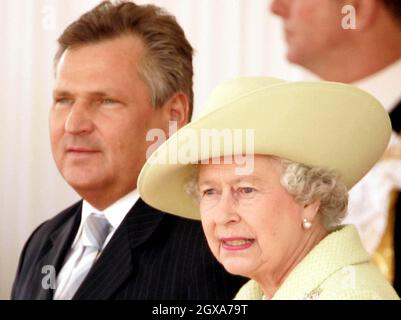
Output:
[
  {"xmin": 52, "ymin": 90, "xmax": 120, "ymax": 97},
  {"xmin": 85, "ymin": 91, "xmax": 111, "ymax": 98},
  {"xmin": 53, "ymin": 89, "xmax": 72, "ymax": 96}
]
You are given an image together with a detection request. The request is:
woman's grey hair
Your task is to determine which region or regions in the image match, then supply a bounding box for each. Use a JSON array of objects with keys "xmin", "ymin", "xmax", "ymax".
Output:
[
  {"xmin": 184, "ymin": 157, "xmax": 349, "ymax": 230},
  {"xmin": 278, "ymin": 159, "xmax": 348, "ymax": 230}
]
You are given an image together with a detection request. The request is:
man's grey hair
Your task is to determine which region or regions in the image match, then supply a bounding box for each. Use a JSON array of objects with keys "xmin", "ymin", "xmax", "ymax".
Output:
[{"xmin": 54, "ymin": 1, "xmax": 194, "ymax": 119}]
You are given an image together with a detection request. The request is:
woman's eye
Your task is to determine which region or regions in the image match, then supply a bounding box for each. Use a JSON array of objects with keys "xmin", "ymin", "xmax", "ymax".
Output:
[
  {"xmin": 239, "ymin": 187, "xmax": 255, "ymax": 194},
  {"xmin": 202, "ymin": 189, "xmax": 216, "ymax": 196}
]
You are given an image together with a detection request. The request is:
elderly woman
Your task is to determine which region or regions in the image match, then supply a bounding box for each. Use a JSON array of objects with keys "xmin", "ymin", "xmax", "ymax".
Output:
[{"xmin": 138, "ymin": 77, "xmax": 399, "ymax": 299}]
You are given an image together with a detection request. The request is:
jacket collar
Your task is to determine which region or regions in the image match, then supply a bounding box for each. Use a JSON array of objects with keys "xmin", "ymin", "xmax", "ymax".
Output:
[{"xmin": 272, "ymin": 225, "xmax": 370, "ymax": 299}]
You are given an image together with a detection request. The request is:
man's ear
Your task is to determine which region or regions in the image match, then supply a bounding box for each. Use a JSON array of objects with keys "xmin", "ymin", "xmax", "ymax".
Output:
[
  {"xmin": 349, "ymin": 0, "xmax": 380, "ymax": 30},
  {"xmin": 162, "ymin": 92, "xmax": 190, "ymax": 133}
]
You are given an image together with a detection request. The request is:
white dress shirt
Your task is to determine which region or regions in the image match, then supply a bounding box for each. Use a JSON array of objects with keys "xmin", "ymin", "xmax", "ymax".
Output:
[
  {"xmin": 343, "ymin": 58, "xmax": 401, "ymax": 253},
  {"xmin": 53, "ymin": 189, "xmax": 140, "ymax": 299},
  {"xmin": 354, "ymin": 58, "xmax": 401, "ymax": 114}
]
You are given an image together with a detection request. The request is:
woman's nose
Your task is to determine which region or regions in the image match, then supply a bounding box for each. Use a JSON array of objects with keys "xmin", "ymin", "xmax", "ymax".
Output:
[{"xmin": 214, "ymin": 192, "xmax": 240, "ymax": 225}]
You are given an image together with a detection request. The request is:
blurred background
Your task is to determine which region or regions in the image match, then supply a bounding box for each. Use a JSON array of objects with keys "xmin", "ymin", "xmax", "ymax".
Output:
[{"xmin": 0, "ymin": 0, "xmax": 313, "ymax": 299}]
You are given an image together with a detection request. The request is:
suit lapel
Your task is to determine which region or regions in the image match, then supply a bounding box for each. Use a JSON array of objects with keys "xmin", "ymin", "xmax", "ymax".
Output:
[
  {"xmin": 389, "ymin": 99, "xmax": 401, "ymax": 134},
  {"xmin": 73, "ymin": 199, "xmax": 164, "ymax": 299},
  {"xmin": 35, "ymin": 203, "xmax": 82, "ymax": 299}
]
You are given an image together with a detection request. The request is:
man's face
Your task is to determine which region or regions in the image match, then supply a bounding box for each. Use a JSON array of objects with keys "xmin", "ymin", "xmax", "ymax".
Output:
[
  {"xmin": 50, "ymin": 36, "xmax": 169, "ymax": 208},
  {"xmin": 270, "ymin": 0, "xmax": 347, "ymax": 68}
]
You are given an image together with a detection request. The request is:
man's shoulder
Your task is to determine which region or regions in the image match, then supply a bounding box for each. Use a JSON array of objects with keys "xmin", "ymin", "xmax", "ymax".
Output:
[
  {"xmin": 139, "ymin": 203, "xmax": 207, "ymax": 250},
  {"xmin": 13, "ymin": 200, "xmax": 83, "ymax": 282},
  {"xmin": 39, "ymin": 201, "xmax": 82, "ymax": 232},
  {"xmin": 158, "ymin": 209, "xmax": 204, "ymax": 234},
  {"xmin": 162, "ymin": 211, "xmax": 201, "ymax": 225},
  {"xmin": 140, "ymin": 199, "xmax": 202, "ymax": 228},
  {"xmin": 28, "ymin": 200, "xmax": 82, "ymax": 243}
]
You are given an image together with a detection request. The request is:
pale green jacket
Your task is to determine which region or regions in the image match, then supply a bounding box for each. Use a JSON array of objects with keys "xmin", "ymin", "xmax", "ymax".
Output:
[{"xmin": 235, "ymin": 225, "xmax": 399, "ymax": 300}]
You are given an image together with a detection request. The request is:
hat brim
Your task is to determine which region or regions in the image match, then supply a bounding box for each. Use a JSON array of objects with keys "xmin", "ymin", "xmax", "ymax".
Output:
[{"xmin": 138, "ymin": 80, "xmax": 391, "ymax": 220}]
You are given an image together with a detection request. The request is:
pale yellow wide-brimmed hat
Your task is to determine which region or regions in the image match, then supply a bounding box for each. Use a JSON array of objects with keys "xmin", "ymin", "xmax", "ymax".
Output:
[{"xmin": 138, "ymin": 77, "xmax": 391, "ymax": 220}]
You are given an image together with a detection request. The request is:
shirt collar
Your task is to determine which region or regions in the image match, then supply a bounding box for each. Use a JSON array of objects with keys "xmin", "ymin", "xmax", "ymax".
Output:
[
  {"xmin": 354, "ymin": 58, "xmax": 401, "ymax": 113},
  {"xmin": 73, "ymin": 189, "xmax": 140, "ymax": 248}
]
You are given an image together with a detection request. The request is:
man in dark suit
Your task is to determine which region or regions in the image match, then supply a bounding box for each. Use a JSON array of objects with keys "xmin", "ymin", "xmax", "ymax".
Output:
[
  {"xmin": 271, "ymin": 0, "xmax": 401, "ymax": 294},
  {"xmin": 12, "ymin": 1, "xmax": 246, "ymax": 300}
]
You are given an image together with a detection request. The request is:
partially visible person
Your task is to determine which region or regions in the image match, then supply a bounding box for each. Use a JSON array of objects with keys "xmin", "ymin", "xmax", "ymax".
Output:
[
  {"xmin": 11, "ymin": 1, "xmax": 246, "ymax": 300},
  {"xmin": 271, "ymin": 0, "xmax": 401, "ymax": 293},
  {"xmin": 138, "ymin": 77, "xmax": 399, "ymax": 299},
  {"xmin": 270, "ymin": 0, "xmax": 401, "ymax": 84}
]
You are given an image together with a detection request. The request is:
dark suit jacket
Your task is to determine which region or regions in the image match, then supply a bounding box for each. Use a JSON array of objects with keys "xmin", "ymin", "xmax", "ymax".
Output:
[
  {"xmin": 11, "ymin": 198, "xmax": 246, "ymax": 300},
  {"xmin": 390, "ymin": 100, "xmax": 401, "ymax": 295}
]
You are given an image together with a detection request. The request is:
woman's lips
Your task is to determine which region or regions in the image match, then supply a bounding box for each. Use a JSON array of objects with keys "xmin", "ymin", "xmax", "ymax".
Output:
[{"xmin": 220, "ymin": 237, "xmax": 255, "ymax": 251}]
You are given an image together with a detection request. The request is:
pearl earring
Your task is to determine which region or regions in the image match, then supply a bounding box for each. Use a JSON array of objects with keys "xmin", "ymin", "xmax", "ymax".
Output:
[{"xmin": 302, "ymin": 218, "xmax": 312, "ymax": 229}]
